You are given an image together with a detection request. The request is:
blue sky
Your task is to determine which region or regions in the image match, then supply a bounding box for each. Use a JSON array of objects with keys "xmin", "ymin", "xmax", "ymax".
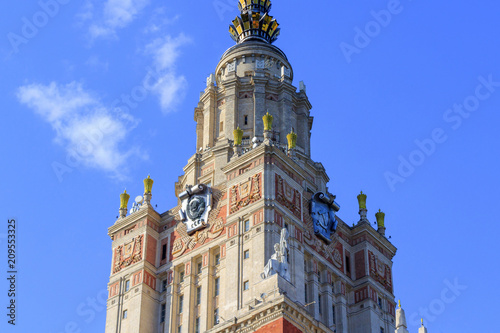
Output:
[{"xmin": 1, "ymin": 0, "xmax": 499, "ymax": 332}]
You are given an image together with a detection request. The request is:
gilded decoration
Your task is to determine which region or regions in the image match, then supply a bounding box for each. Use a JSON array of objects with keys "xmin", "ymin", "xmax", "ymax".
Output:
[
  {"xmin": 275, "ymin": 174, "xmax": 301, "ymax": 219},
  {"xmin": 113, "ymin": 234, "xmax": 144, "ymax": 273},
  {"xmin": 229, "ymin": 173, "xmax": 262, "ymax": 214},
  {"xmin": 368, "ymin": 250, "xmax": 393, "ymax": 292},
  {"xmin": 172, "ymin": 187, "xmax": 227, "ymax": 258}
]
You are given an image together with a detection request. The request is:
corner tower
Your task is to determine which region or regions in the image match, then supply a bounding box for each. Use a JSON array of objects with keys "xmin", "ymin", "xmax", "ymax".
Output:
[{"xmin": 105, "ymin": 1, "xmax": 400, "ymax": 332}]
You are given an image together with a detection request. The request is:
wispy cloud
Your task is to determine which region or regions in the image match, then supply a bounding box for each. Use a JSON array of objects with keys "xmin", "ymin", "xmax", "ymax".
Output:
[
  {"xmin": 144, "ymin": 34, "xmax": 191, "ymax": 113},
  {"xmin": 17, "ymin": 82, "xmax": 143, "ymax": 179},
  {"xmin": 82, "ymin": 0, "xmax": 151, "ymax": 40}
]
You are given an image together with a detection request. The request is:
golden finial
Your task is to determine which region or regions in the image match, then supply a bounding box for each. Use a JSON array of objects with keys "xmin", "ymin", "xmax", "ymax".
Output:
[
  {"xmin": 375, "ymin": 209, "xmax": 385, "ymax": 228},
  {"xmin": 120, "ymin": 190, "xmax": 130, "ymax": 210},
  {"xmin": 357, "ymin": 191, "xmax": 367, "ymax": 210},
  {"xmin": 144, "ymin": 175, "xmax": 154, "ymax": 194},
  {"xmin": 421, "ymin": 318, "xmax": 424, "ymax": 326},
  {"xmin": 233, "ymin": 126, "xmax": 244, "ymax": 146},
  {"xmin": 263, "ymin": 111, "xmax": 273, "ymax": 131},
  {"xmin": 287, "ymin": 129, "xmax": 297, "ymax": 150},
  {"xmin": 398, "ymin": 300, "xmax": 401, "ymax": 308}
]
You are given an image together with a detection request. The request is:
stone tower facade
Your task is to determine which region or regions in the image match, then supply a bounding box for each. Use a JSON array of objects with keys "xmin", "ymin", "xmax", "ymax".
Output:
[{"xmin": 104, "ymin": 1, "xmax": 427, "ymax": 333}]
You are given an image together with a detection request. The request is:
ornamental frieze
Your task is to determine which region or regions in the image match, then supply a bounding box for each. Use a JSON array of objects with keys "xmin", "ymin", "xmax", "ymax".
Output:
[
  {"xmin": 229, "ymin": 173, "xmax": 262, "ymax": 214},
  {"xmin": 275, "ymin": 174, "xmax": 301, "ymax": 219},
  {"xmin": 171, "ymin": 186, "xmax": 227, "ymax": 259},
  {"xmin": 113, "ymin": 234, "xmax": 144, "ymax": 274},
  {"xmin": 368, "ymin": 250, "xmax": 393, "ymax": 292}
]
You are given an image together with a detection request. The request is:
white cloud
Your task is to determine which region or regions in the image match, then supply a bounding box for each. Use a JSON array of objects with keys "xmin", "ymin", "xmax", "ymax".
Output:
[
  {"xmin": 84, "ymin": 0, "xmax": 150, "ymax": 39},
  {"xmin": 17, "ymin": 82, "xmax": 143, "ymax": 179},
  {"xmin": 144, "ymin": 34, "xmax": 191, "ymax": 113}
]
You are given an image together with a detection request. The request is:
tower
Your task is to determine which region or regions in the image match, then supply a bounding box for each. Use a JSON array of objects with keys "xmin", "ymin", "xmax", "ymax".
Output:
[{"xmin": 105, "ymin": 1, "xmax": 404, "ymax": 332}]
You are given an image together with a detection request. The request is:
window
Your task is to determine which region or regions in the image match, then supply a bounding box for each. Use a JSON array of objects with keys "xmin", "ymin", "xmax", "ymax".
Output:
[
  {"xmin": 196, "ymin": 286, "xmax": 202, "ymax": 305},
  {"xmin": 122, "ymin": 310, "xmax": 128, "ymax": 319},
  {"xmin": 244, "ymin": 250, "xmax": 250, "ymax": 259},
  {"xmin": 214, "ymin": 308, "xmax": 220, "ymax": 324},
  {"xmin": 177, "ymin": 325, "xmax": 182, "ymax": 333},
  {"xmin": 219, "ymin": 121, "xmax": 224, "ymax": 133},
  {"xmin": 284, "ymin": 223, "xmax": 289, "ymax": 230},
  {"xmin": 380, "ymin": 328, "xmax": 384, "ymax": 333},
  {"xmin": 244, "ymin": 115, "xmax": 248, "ymax": 125},
  {"xmin": 378, "ymin": 297, "xmax": 383, "ymax": 309},
  {"xmin": 162, "ymin": 279, "xmax": 167, "ymax": 292},
  {"xmin": 179, "ymin": 295, "xmax": 184, "ymax": 314},
  {"xmin": 215, "ymin": 254, "xmax": 220, "ymax": 266},
  {"xmin": 161, "ymin": 244, "xmax": 167, "ymax": 260},
  {"xmin": 160, "ymin": 303, "xmax": 166, "ymax": 323},
  {"xmin": 243, "ymin": 281, "xmax": 249, "ymax": 291},
  {"xmin": 197, "ymin": 262, "xmax": 203, "ymax": 275},
  {"xmin": 125, "ymin": 280, "xmax": 130, "ymax": 292},
  {"xmin": 244, "ymin": 220, "xmax": 250, "ymax": 232},
  {"xmin": 318, "ymin": 294, "xmax": 322, "ymax": 314},
  {"xmin": 345, "ymin": 255, "xmax": 351, "ymax": 274},
  {"xmin": 195, "ymin": 317, "xmax": 200, "ymax": 333},
  {"xmin": 332, "ymin": 305, "xmax": 336, "ymax": 325},
  {"xmin": 304, "ymin": 284, "xmax": 308, "ymax": 302},
  {"xmin": 215, "ymin": 277, "xmax": 220, "ymax": 297},
  {"xmin": 179, "ymin": 271, "xmax": 185, "ymax": 283}
]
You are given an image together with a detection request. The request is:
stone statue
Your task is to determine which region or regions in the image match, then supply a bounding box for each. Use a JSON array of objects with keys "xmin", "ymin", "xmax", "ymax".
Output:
[{"xmin": 261, "ymin": 228, "xmax": 291, "ymax": 282}]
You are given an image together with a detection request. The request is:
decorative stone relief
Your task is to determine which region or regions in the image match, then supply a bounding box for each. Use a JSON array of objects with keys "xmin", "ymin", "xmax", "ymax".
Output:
[
  {"xmin": 368, "ymin": 250, "xmax": 393, "ymax": 292},
  {"xmin": 256, "ymin": 59, "xmax": 265, "ymax": 69},
  {"xmin": 227, "ymin": 61, "xmax": 236, "ymax": 72},
  {"xmin": 275, "ymin": 174, "xmax": 301, "ymax": 219},
  {"xmin": 179, "ymin": 184, "xmax": 212, "ymax": 234},
  {"xmin": 113, "ymin": 234, "xmax": 144, "ymax": 273},
  {"xmin": 229, "ymin": 173, "xmax": 262, "ymax": 214},
  {"xmin": 171, "ymin": 187, "xmax": 227, "ymax": 259},
  {"xmin": 310, "ymin": 192, "xmax": 340, "ymax": 243}
]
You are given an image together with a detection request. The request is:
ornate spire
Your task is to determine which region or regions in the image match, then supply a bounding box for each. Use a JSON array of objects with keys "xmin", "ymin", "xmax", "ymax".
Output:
[{"xmin": 229, "ymin": 0, "xmax": 280, "ymax": 44}]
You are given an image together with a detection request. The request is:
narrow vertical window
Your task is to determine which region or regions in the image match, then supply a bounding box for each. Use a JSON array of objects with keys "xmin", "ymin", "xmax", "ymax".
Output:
[
  {"xmin": 196, "ymin": 286, "xmax": 202, "ymax": 305},
  {"xmin": 243, "ymin": 281, "xmax": 249, "ymax": 290},
  {"xmin": 160, "ymin": 303, "xmax": 166, "ymax": 323},
  {"xmin": 244, "ymin": 220, "xmax": 250, "ymax": 232},
  {"xmin": 125, "ymin": 280, "xmax": 130, "ymax": 292},
  {"xmin": 179, "ymin": 295, "xmax": 184, "ymax": 314},
  {"xmin": 220, "ymin": 121, "xmax": 224, "ymax": 133},
  {"xmin": 244, "ymin": 250, "xmax": 250, "ymax": 259},
  {"xmin": 179, "ymin": 271, "xmax": 185, "ymax": 283},
  {"xmin": 332, "ymin": 305, "xmax": 336, "ymax": 325},
  {"xmin": 215, "ymin": 254, "xmax": 220, "ymax": 266},
  {"xmin": 122, "ymin": 310, "xmax": 128, "ymax": 319},
  {"xmin": 161, "ymin": 244, "xmax": 167, "ymax": 260},
  {"xmin": 214, "ymin": 308, "xmax": 220, "ymax": 324},
  {"xmin": 197, "ymin": 262, "xmax": 202, "ymax": 275},
  {"xmin": 162, "ymin": 279, "xmax": 167, "ymax": 292},
  {"xmin": 244, "ymin": 115, "xmax": 248, "ymax": 125},
  {"xmin": 215, "ymin": 277, "xmax": 220, "ymax": 297},
  {"xmin": 318, "ymin": 294, "xmax": 322, "ymax": 314},
  {"xmin": 345, "ymin": 255, "xmax": 351, "ymax": 274},
  {"xmin": 195, "ymin": 317, "xmax": 200, "ymax": 333}
]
